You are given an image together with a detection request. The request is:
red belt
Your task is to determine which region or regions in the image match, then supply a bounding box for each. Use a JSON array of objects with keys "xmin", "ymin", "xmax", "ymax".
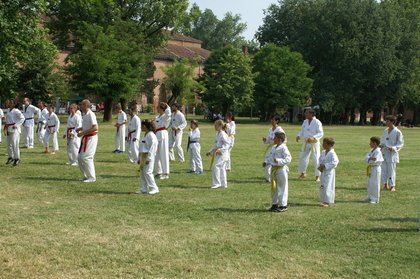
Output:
[
  {"xmin": 47, "ymin": 125, "xmax": 56, "ymax": 132},
  {"xmin": 155, "ymin": 127, "xmax": 166, "ymax": 133},
  {"xmin": 4, "ymin": 123, "xmax": 15, "ymax": 136},
  {"xmin": 128, "ymin": 130, "xmax": 136, "ymax": 141},
  {"xmin": 67, "ymin": 127, "xmax": 75, "ymax": 138},
  {"xmin": 79, "ymin": 132, "xmax": 97, "ymax": 153}
]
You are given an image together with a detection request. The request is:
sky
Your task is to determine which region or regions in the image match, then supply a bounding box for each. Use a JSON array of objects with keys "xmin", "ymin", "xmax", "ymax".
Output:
[{"xmin": 188, "ymin": 0, "xmax": 278, "ymax": 41}]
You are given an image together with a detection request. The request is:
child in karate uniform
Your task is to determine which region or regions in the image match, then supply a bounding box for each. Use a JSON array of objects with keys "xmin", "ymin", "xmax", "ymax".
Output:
[
  {"xmin": 188, "ymin": 120, "xmax": 203, "ymax": 174},
  {"xmin": 63, "ymin": 103, "xmax": 82, "ymax": 165},
  {"xmin": 263, "ymin": 132, "xmax": 292, "ymax": 212},
  {"xmin": 364, "ymin": 136, "xmax": 384, "ymax": 203},
  {"xmin": 224, "ymin": 112, "xmax": 236, "ymax": 171},
  {"xmin": 318, "ymin": 137, "xmax": 339, "ymax": 207},
  {"xmin": 126, "ymin": 104, "xmax": 141, "ymax": 164},
  {"xmin": 137, "ymin": 119, "xmax": 159, "ymax": 195},
  {"xmin": 43, "ymin": 105, "xmax": 60, "ymax": 154},
  {"xmin": 207, "ymin": 120, "xmax": 230, "ymax": 189},
  {"xmin": 262, "ymin": 115, "xmax": 286, "ymax": 182}
]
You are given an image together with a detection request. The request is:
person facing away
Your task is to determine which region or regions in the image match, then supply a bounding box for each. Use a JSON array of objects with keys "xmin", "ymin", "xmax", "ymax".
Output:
[
  {"xmin": 154, "ymin": 102, "xmax": 171, "ymax": 180},
  {"xmin": 296, "ymin": 108, "xmax": 324, "ymax": 182},
  {"xmin": 364, "ymin": 136, "xmax": 384, "ymax": 204},
  {"xmin": 318, "ymin": 137, "xmax": 339, "ymax": 207}
]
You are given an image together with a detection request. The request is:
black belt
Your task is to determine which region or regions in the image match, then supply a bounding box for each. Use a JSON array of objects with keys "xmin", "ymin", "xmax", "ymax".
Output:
[{"xmin": 25, "ymin": 117, "xmax": 33, "ymax": 120}]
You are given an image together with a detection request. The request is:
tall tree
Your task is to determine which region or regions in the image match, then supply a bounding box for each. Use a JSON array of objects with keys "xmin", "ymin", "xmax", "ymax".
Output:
[
  {"xmin": 201, "ymin": 45, "xmax": 254, "ymax": 114},
  {"xmin": 253, "ymin": 44, "xmax": 313, "ymax": 121},
  {"xmin": 47, "ymin": 0, "xmax": 189, "ymax": 121}
]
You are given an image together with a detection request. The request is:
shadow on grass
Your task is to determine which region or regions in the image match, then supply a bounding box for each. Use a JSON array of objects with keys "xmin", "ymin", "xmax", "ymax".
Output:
[
  {"xmin": 26, "ymin": 161, "xmax": 59, "ymax": 165},
  {"xmin": 18, "ymin": 176, "xmax": 75, "ymax": 182},
  {"xmin": 359, "ymin": 227, "xmax": 417, "ymax": 233},
  {"xmin": 289, "ymin": 203, "xmax": 318, "ymax": 207},
  {"xmin": 369, "ymin": 217, "xmax": 418, "ymax": 223},
  {"xmin": 163, "ymin": 184, "xmax": 207, "ymax": 190},
  {"xmin": 337, "ymin": 186, "xmax": 365, "ymax": 191},
  {"xmin": 88, "ymin": 190, "xmax": 133, "ymax": 195},
  {"xmin": 100, "ymin": 174, "xmax": 138, "ymax": 179},
  {"xmin": 205, "ymin": 207, "xmax": 267, "ymax": 213}
]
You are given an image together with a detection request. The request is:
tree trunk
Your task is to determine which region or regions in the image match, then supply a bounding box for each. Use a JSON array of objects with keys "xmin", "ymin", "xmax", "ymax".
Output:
[
  {"xmin": 359, "ymin": 108, "xmax": 366, "ymax": 125},
  {"xmin": 350, "ymin": 108, "xmax": 356, "ymax": 124},
  {"xmin": 120, "ymin": 98, "xmax": 127, "ymax": 111},
  {"xmin": 103, "ymin": 98, "xmax": 113, "ymax": 122}
]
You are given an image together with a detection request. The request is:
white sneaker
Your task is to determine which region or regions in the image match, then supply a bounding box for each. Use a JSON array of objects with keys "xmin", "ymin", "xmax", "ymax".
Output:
[
  {"xmin": 211, "ymin": 185, "xmax": 222, "ymax": 189},
  {"xmin": 70, "ymin": 162, "xmax": 78, "ymax": 166},
  {"xmin": 160, "ymin": 175, "xmax": 169, "ymax": 180},
  {"xmin": 83, "ymin": 178, "xmax": 96, "ymax": 183},
  {"xmin": 28, "ymin": 146, "xmax": 34, "ymax": 149},
  {"xmin": 148, "ymin": 189, "xmax": 160, "ymax": 195}
]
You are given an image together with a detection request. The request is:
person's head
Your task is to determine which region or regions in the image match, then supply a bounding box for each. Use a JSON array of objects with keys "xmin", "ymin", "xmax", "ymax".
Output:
[
  {"xmin": 171, "ymin": 103, "xmax": 180, "ymax": 112},
  {"xmin": 116, "ymin": 104, "xmax": 122, "ymax": 112},
  {"xmin": 141, "ymin": 119, "xmax": 155, "ymax": 132},
  {"xmin": 304, "ymin": 108, "xmax": 315, "ymax": 120},
  {"xmin": 37, "ymin": 101, "xmax": 45, "ymax": 109},
  {"xmin": 273, "ymin": 132, "xmax": 286, "ymax": 145},
  {"xmin": 6, "ymin": 99, "xmax": 17, "ymax": 109},
  {"xmin": 190, "ymin": 119, "xmax": 199, "ymax": 129},
  {"xmin": 69, "ymin": 103, "xmax": 77, "ymax": 114},
  {"xmin": 157, "ymin": 102, "xmax": 167, "ymax": 113},
  {"xmin": 323, "ymin": 137, "xmax": 335, "ymax": 150},
  {"xmin": 128, "ymin": 104, "xmax": 137, "ymax": 116},
  {"xmin": 47, "ymin": 104, "xmax": 55, "ymax": 113},
  {"xmin": 271, "ymin": 115, "xmax": 281, "ymax": 126},
  {"xmin": 385, "ymin": 115, "xmax": 396, "ymax": 128},
  {"xmin": 225, "ymin": 112, "xmax": 234, "ymax": 122},
  {"xmin": 214, "ymin": 119, "xmax": 225, "ymax": 131},
  {"xmin": 23, "ymin": 97, "xmax": 30, "ymax": 106},
  {"xmin": 81, "ymin": 99, "xmax": 91, "ymax": 113},
  {"xmin": 370, "ymin": 136, "xmax": 380, "ymax": 149}
]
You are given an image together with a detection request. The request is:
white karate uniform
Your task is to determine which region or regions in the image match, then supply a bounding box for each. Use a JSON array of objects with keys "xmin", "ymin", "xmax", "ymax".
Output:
[
  {"xmin": 265, "ymin": 143, "xmax": 292, "ymax": 207},
  {"xmin": 127, "ymin": 114, "xmax": 141, "ymax": 163},
  {"xmin": 380, "ymin": 127, "xmax": 404, "ymax": 187},
  {"xmin": 209, "ymin": 130, "xmax": 230, "ymax": 188},
  {"xmin": 154, "ymin": 106, "xmax": 171, "ymax": 176},
  {"xmin": 225, "ymin": 121, "xmax": 236, "ymax": 171},
  {"xmin": 318, "ymin": 149, "xmax": 339, "ymax": 204},
  {"xmin": 37, "ymin": 107, "xmax": 49, "ymax": 144},
  {"xmin": 0, "ymin": 109, "xmax": 4, "ymax": 143},
  {"xmin": 139, "ymin": 131, "xmax": 159, "ymax": 194},
  {"xmin": 365, "ymin": 148, "xmax": 384, "ymax": 203},
  {"xmin": 169, "ymin": 110, "xmax": 187, "ymax": 162},
  {"xmin": 297, "ymin": 117, "xmax": 324, "ymax": 176},
  {"xmin": 5, "ymin": 108, "xmax": 25, "ymax": 160},
  {"xmin": 188, "ymin": 128, "xmax": 203, "ymax": 172},
  {"xmin": 43, "ymin": 112, "xmax": 60, "ymax": 151},
  {"xmin": 115, "ymin": 110, "xmax": 127, "ymax": 152},
  {"xmin": 78, "ymin": 110, "xmax": 98, "ymax": 181},
  {"xmin": 263, "ymin": 126, "xmax": 286, "ymax": 181},
  {"xmin": 65, "ymin": 113, "xmax": 82, "ymax": 164},
  {"xmin": 22, "ymin": 104, "xmax": 39, "ymax": 148}
]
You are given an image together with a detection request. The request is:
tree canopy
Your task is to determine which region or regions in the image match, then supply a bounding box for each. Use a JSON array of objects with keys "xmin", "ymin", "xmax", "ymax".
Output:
[{"xmin": 201, "ymin": 45, "xmax": 254, "ymax": 114}]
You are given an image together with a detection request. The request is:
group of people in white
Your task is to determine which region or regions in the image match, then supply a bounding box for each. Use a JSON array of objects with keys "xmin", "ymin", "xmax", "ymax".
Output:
[
  {"xmin": 262, "ymin": 108, "xmax": 404, "ymax": 212},
  {"xmin": 1, "ymin": 98, "xmax": 404, "ymax": 212}
]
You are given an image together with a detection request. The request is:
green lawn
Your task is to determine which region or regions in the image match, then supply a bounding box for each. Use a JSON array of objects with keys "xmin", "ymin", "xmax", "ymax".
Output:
[{"xmin": 0, "ymin": 116, "xmax": 419, "ymax": 278}]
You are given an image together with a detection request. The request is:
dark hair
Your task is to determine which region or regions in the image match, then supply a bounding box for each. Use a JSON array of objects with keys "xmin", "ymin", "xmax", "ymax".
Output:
[
  {"xmin": 323, "ymin": 137, "xmax": 335, "ymax": 146},
  {"xmin": 274, "ymin": 132, "xmax": 286, "ymax": 142},
  {"xmin": 172, "ymin": 103, "xmax": 181, "ymax": 109},
  {"xmin": 159, "ymin": 102, "xmax": 167, "ymax": 110},
  {"xmin": 305, "ymin": 108, "xmax": 316, "ymax": 116},
  {"xmin": 370, "ymin": 136, "xmax": 380, "ymax": 146},
  {"xmin": 272, "ymin": 115, "xmax": 281, "ymax": 123},
  {"xmin": 191, "ymin": 119, "xmax": 199, "ymax": 126},
  {"xmin": 385, "ymin": 115, "xmax": 397, "ymax": 123},
  {"xmin": 225, "ymin": 111, "xmax": 235, "ymax": 121},
  {"xmin": 141, "ymin": 119, "xmax": 155, "ymax": 132}
]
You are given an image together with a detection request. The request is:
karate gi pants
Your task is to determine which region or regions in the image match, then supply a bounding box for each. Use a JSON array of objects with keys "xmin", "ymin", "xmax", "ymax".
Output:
[
  {"xmin": 381, "ymin": 161, "xmax": 397, "ymax": 187},
  {"xmin": 320, "ymin": 169, "xmax": 335, "ymax": 204},
  {"xmin": 67, "ymin": 137, "xmax": 80, "ymax": 164},
  {"xmin": 37, "ymin": 124, "xmax": 46, "ymax": 144},
  {"xmin": 7, "ymin": 132, "xmax": 20, "ymax": 159},
  {"xmin": 154, "ymin": 131, "xmax": 170, "ymax": 175},
  {"xmin": 140, "ymin": 160, "xmax": 159, "ymax": 193},
  {"xmin": 189, "ymin": 143, "xmax": 203, "ymax": 172},
  {"xmin": 226, "ymin": 137, "xmax": 234, "ymax": 170},
  {"xmin": 299, "ymin": 141, "xmax": 321, "ymax": 176},
  {"xmin": 212, "ymin": 153, "xmax": 228, "ymax": 187},
  {"xmin": 78, "ymin": 135, "xmax": 98, "ymax": 180},
  {"xmin": 127, "ymin": 139, "xmax": 139, "ymax": 163},
  {"xmin": 115, "ymin": 125, "xmax": 126, "ymax": 152},
  {"xmin": 367, "ymin": 166, "xmax": 381, "ymax": 203},
  {"xmin": 23, "ymin": 125, "xmax": 35, "ymax": 147},
  {"xmin": 272, "ymin": 167, "xmax": 289, "ymax": 206},
  {"xmin": 169, "ymin": 130, "xmax": 185, "ymax": 162},
  {"xmin": 43, "ymin": 130, "xmax": 59, "ymax": 151}
]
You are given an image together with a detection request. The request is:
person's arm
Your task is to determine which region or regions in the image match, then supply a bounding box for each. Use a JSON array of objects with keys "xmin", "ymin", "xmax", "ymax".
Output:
[
  {"xmin": 324, "ymin": 152, "xmax": 339, "ymax": 170},
  {"xmin": 178, "ymin": 113, "xmax": 187, "ymax": 130},
  {"xmin": 296, "ymin": 121, "xmax": 305, "ymax": 142},
  {"xmin": 312, "ymin": 120, "xmax": 324, "ymax": 140}
]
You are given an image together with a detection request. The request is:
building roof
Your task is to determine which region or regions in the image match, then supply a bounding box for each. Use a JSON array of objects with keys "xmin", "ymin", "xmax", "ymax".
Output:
[
  {"xmin": 155, "ymin": 43, "xmax": 210, "ymax": 62},
  {"xmin": 169, "ymin": 33, "xmax": 203, "ymax": 44}
]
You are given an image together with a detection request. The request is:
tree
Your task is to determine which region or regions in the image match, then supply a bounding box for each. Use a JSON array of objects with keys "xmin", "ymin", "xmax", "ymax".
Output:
[
  {"xmin": 253, "ymin": 44, "xmax": 313, "ymax": 121},
  {"xmin": 201, "ymin": 45, "xmax": 254, "ymax": 114},
  {"xmin": 177, "ymin": 4, "xmax": 247, "ymax": 50},
  {"xmin": 0, "ymin": 0, "xmax": 59, "ymax": 100},
  {"xmin": 47, "ymin": 0, "xmax": 189, "ymax": 121},
  {"xmin": 161, "ymin": 58, "xmax": 203, "ymax": 106}
]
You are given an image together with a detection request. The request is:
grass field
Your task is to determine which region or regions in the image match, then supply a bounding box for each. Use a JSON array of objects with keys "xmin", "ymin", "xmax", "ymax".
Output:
[{"xmin": 0, "ymin": 115, "xmax": 419, "ymax": 279}]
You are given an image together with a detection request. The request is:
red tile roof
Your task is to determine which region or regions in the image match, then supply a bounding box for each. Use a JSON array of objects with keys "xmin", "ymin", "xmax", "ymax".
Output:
[
  {"xmin": 155, "ymin": 44, "xmax": 210, "ymax": 62},
  {"xmin": 169, "ymin": 33, "xmax": 203, "ymax": 44}
]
